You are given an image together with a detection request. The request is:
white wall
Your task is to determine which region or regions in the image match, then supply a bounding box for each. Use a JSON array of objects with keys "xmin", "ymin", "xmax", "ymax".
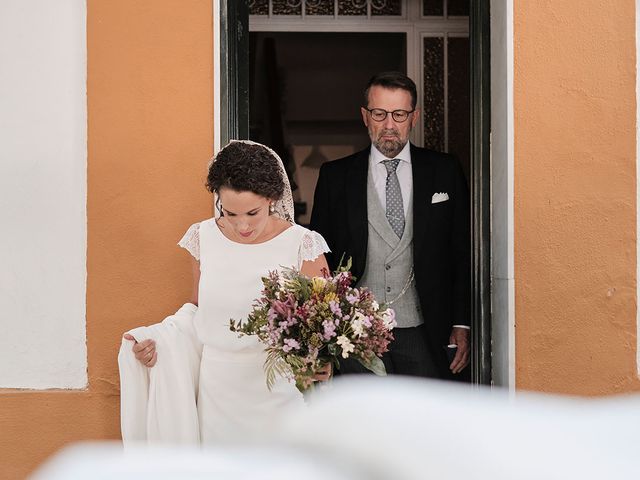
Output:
[{"xmin": 0, "ymin": 0, "xmax": 87, "ymax": 388}]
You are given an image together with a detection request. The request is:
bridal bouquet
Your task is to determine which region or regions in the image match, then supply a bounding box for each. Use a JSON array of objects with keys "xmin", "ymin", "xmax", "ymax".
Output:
[{"xmin": 229, "ymin": 262, "xmax": 396, "ymax": 392}]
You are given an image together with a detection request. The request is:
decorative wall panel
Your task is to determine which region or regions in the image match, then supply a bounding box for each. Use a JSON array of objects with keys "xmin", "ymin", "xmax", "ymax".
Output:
[
  {"xmin": 305, "ymin": 0, "xmax": 334, "ymax": 15},
  {"xmin": 423, "ymin": 36, "xmax": 444, "ymax": 151},
  {"xmin": 272, "ymin": 0, "xmax": 302, "ymax": 16},
  {"xmin": 249, "ymin": 0, "xmax": 269, "ymax": 15},
  {"xmin": 371, "ymin": 0, "xmax": 402, "ymax": 16},
  {"xmin": 338, "ymin": 0, "xmax": 367, "ymax": 16}
]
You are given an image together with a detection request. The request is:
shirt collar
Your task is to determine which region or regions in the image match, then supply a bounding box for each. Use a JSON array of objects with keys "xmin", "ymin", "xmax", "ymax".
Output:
[{"xmin": 370, "ymin": 142, "xmax": 412, "ymax": 166}]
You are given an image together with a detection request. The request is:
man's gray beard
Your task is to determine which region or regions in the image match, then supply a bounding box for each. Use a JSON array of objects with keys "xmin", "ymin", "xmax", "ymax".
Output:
[{"xmin": 374, "ymin": 138, "xmax": 406, "ymax": 158}]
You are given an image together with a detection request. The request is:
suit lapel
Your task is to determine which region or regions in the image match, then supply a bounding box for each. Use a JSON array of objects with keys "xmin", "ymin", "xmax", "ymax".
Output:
[
  {"xmin": 411, "ymin": 144, "xmax": 434, "ymax": 261},
  {"xmin": 346, "ymin": 148, "xmax": 370, "ymax": 274}
]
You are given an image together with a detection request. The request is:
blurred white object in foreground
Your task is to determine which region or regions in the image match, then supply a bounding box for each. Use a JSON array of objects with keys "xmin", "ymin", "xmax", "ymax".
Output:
[
  {"xmin": 31, "ymin": 443, "xmax": 364, "ymax": 480},
  {"xmin": 279, "ymin": 376, "xmax": 640, "ymax": 480},
  {"xmin": 33, "ymin": 376, "xmax": 640, "ymax": 479}
]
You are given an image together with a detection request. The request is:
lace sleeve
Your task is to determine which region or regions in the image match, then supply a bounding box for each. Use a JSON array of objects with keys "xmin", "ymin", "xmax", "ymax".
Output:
[
  {"xmin": 177, "ymin": 223, "xmax": 200, "ymax": 261},
  {"xmin": 298, "ymin": 230, "xmax": 331, "ymax": 267}
]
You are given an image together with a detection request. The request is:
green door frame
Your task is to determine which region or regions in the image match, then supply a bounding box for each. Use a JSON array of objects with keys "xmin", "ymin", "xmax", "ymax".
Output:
[
  {"xmin": 218, "ymin": 0, "xmax": 249, "ymax": 145},
  {"xmin": 470, "ymin": 0, "xmax": 491, "ymax": 385}
]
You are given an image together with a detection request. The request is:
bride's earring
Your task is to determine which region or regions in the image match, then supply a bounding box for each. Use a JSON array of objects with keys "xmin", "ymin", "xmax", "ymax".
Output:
[
  {"xmin": 216, "ymin": 197, "xmax": 224, "ymax": 217},
  {"xmin": 269, "ymin": 203, "xmax": 275, "ymax": 214}
]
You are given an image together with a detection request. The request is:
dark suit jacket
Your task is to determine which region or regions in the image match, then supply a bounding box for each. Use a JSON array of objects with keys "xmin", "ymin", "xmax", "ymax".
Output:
[{"xmin": 310, "ymin": 144, "xmax": 471, "ymax": 377}]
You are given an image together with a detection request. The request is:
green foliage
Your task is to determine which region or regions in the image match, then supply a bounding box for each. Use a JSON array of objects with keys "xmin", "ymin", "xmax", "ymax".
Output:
[
  {"xmin": 358, "ymin": 354, "xmax": 387, "ymax": 376},
  {"xmin": 264, "ymin": 350, "xmax": 291, "ymax": 391}
]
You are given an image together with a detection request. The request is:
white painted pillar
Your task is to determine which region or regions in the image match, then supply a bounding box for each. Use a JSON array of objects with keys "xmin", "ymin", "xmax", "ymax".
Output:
[
  {"xmin": 490, "ymin": 0, "xmax": 515, "ymax": 390},
  {"xmin": 0, "ymin": 0, "xmax": 87, "ymax": 389}
]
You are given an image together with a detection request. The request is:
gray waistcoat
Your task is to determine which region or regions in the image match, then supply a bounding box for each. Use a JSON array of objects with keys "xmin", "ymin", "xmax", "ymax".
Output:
[{"xmin": 358, "ymin": 168, "xmax": 423, "ymax": 328}]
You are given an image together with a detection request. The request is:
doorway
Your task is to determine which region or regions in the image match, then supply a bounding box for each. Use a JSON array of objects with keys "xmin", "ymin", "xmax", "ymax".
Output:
[
  {"xmin": 250, "ymin": 31, "xmax": 405, "ymax": 224},
  {"xmin": 218, "ymin": 0, "xmax": 491, "ymax": 385}
]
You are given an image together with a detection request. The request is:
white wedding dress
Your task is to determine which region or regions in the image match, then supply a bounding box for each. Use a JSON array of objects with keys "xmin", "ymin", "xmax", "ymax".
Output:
[{"xmin": 178, "ymin": 218, "xmax": 329, "ymax": 444}]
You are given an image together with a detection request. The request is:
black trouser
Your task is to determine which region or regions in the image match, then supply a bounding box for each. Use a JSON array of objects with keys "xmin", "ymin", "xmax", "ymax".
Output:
[{"xmin": 339, "ymin": 324, "xmax": 440, "ymax": 379}]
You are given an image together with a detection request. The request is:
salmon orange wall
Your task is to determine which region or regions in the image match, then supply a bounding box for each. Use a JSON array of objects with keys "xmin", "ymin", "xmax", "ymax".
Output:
[
  {"xmin": 514, "ymin": 0, "xmax": 640, "ymax": 394},
  {"xmin": 0, "ymin": 1, "xmax": 213, "ymax": 477}
]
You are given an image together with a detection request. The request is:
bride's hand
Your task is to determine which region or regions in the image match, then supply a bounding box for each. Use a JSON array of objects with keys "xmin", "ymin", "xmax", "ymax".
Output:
[
  {"xmin": 123, "ymin": 334, "xmax": 157, "ymax": 367},
  {"xmin": 312, "ymin": 362, "xmax": 332, "ymax": 382}
]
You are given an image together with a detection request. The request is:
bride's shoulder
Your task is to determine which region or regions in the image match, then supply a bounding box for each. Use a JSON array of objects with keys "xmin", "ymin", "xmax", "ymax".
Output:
[
  {"xmin": 285, "ymin": 223, "xmax": 312, "ymax": 238},
  {"xmin": 270, "ymin": 216, "xmax": 293, "ymax": 233},
  {"xmin": 286, "ymin": 224, "xmax": 323, "ymax": 238},
  {"xmin": 291, "ymin": 224, "xmax": 310, "ymax": 234},
  {"xmin": 293, "ymin": 226, "xmax": 331, "ymax": 257},
  {"xmin": 177, "ymin": 218, "xmax": 215, "ymax": 260},
  {"xmin": 292, "ymin": 225, "xmax": 331, "ymax": 265},
  {"xmin": 185, "ymin": 217, "xmax": 216, "ymax": 231},
  {"xmin": 291, "ymin": 224, "xmax": 322, "ymax": 236},
  {"xmin": 181, "ymin": 218, "xmax": 215, "ymax": 236},
  {"xmin": 198, "ymin": 217, "xmax": 216, "ymax": 228}
]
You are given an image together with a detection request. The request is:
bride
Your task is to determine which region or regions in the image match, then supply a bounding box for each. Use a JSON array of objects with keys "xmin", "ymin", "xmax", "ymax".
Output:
[{"xmin": 123, "ymin": 140, "xmax": 331, "ymax": 443}]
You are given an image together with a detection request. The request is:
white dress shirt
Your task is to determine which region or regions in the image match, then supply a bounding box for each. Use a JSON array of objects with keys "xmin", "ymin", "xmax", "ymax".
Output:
[{"xmin": 369, "ymin": 142, "xmax": 412, "ymax": 216}]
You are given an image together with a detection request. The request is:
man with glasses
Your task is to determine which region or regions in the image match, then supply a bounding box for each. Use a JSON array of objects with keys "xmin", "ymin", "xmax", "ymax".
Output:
[{"xmin": 310, "ymin": 71, "xmax": 470, "ymax": 380}]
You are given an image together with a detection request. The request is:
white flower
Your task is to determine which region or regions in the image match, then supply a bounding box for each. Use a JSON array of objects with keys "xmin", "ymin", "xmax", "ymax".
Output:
[
  {"xmin": 336, "ymin": 335, "xmax": 355, "ymax": 358},
  {"xmin": 351, "ymin": 310, "xmax": 366, "ymax": 337},
  {"xmin": 381, "ymin": 309, "xmax": 397, "ymax": 331},
  {"xmin": 371, "ymin": 300, "xmax": 379, "ymax": 312}
]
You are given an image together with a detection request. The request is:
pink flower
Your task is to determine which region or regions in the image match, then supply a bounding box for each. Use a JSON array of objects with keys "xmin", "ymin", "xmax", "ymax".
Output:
[
  {"xmin": 322, "ymin": 320, "xmax": 337, "ymax": 340},
  {"xmin": 283, "ymin": 338, "xmax": 301, "ymax": 353},
  {"xmin": 346, "ymin": 290, "xmax": 359, "ymax": 304},
  {"xmin": 329, "ymin": 300, "xmax": 343, "ymax": 318}
]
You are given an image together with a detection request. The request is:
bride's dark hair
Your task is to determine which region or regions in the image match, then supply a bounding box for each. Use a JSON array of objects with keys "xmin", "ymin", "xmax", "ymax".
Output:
[{"xmin": 206, "ymin": 142, "xmax": 285, "ymax": 200}]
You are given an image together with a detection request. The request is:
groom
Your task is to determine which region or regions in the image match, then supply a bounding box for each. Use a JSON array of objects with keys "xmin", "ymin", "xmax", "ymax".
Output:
[{"xmin": 310, "ymin": 72, "xmax": 470, "ymax": 380}]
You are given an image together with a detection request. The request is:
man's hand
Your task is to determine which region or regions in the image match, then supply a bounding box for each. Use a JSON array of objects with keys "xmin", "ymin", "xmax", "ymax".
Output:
[
  {"xmin": 448, "ymin": 327, "xmax": 470, "ymax": 374},
  {"xmin": 312, "ymin": 362, "xmax": 332, "ymax": 382},
  {"xmin": 123, "ymin": 334, "xmax": 157, "ymax": 368},
  {"xmin": 296, "ymin": 362, "xmax": 333, "ymax": 391}
]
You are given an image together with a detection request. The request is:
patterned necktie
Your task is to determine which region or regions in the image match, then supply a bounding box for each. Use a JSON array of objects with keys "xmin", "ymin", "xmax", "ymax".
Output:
[{"xmin": 382, "ymin": 159, "xmax": 405, "ymax": 238}]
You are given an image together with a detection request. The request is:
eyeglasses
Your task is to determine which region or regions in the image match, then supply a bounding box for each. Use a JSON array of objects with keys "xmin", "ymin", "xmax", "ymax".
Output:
[{"xmin": 364, "ymin": 107, "xmax": 415, "ymax": 123}]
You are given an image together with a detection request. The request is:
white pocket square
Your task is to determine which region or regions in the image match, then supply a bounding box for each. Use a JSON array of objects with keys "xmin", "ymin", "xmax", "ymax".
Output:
[{"xmin": 431, "ymin": 192, "xmax": 449, "ymax": 203}]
